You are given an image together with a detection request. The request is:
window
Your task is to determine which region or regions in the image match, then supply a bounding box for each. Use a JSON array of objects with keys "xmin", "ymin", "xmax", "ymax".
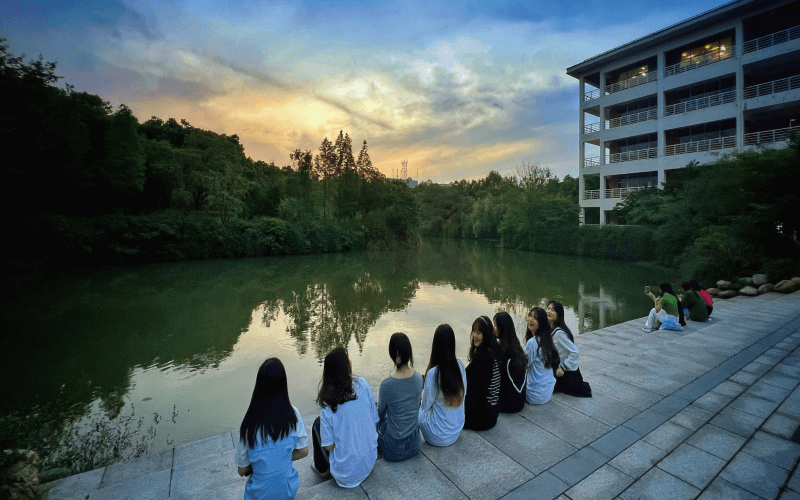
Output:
[{"xmin": 679, "ymin": 35, "xmax": 734, "ymax": 66}]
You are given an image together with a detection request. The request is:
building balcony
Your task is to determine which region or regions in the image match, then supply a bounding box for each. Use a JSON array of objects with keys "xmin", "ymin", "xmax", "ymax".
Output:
[
  {"xmin": 607, "ymin": 109, "xmax": 657, "ymax": 129},
  {"xmin": 583, "ymin": 189, "xmax": 600, "ymax": 200},
  {"xmin": 605, "ymin": 71, "xmax": 657, "ymax": 95},
  {"xmin": 744, "ymin": 75, "xmax": 800, "ymax": 100},
  {"xmin": 665, "ymin": 136, "xmax": 735, "ymax": 156},
  {"xmin": 743, "ymin": 24, "xmax": 800, "ymax": 54},
  {"xmin": 665, "ymin": 90, "xmax": 735, "ymax": 116},
  {"xmin": 608, "ymin": 147, "xmax": 657, "ymax": 164},
  {"xmin": 585, "ymin": 122, "xmax": 601, "ymax": 134},
  {"xmin": 584, "ymin": 89, "xmax": 600, "ymax": 102},
  {"xmin": 664, "ymin": 48, "xmax": 735, "ymax": 78},
  {"xmin": 744, "ymin": 125, "xmax": 800, "ymax": 146},
  {"xmin": 584, "ymin": 157, "xmax": 601, "ymax": 168},
  {"xmin": 605, "ymin": 186, "xmax": 647, "ymax": 199}
]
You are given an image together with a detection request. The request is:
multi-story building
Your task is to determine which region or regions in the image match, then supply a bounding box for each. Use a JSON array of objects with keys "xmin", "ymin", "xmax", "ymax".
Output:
[{"xmin": 566, "ymin": 0, "xmax": 800, "ymax": 224}]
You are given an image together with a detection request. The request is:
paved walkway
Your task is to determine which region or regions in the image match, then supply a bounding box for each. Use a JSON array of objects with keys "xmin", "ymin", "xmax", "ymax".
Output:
[{"xmin": 43, "ymin": 291, "xmax": 800, "ymax": 500}]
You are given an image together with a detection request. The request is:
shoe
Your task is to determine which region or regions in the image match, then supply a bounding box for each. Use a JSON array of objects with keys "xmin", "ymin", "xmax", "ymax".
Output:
[
  {"xmin": 642, "ymin": 326, "xmax": 653, "ymax": 332},
  {"xmin": 311, "ymin": 462, "xmax": 331, "ymax": 478}
]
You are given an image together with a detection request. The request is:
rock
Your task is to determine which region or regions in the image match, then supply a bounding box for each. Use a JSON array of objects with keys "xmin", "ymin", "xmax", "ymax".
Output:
[
  {"xmin": 740, "ymin": 286, "xmax": 758, "ymax": 296},
  {"xmin": 0, "ymin": 450, "xmax": 42, "ymax": 500},
  {"xmin": 717, "ymin": 280, "xmax": 732, "ymax": 290},
  {"xmin": 775, "ymin": 280, "xmax": 800, "ymax": 293},
  {"xmin": 757, "ymin": 284, "xmax": 774, "ymax": 295},
  {"xmin": 707, "ymin": 288, "xmax": 721, "ymax": 297},
  {"xmin": 38, "ymin": 468, "xmax": 71, "ymax": 483},
  {"xmin": 753, "ymin": 274, "xmax": 768, "ymax": 286},
  {"xmin": 735, "ymin": 277, "xmax": 753, "ymax": 289},
  {"xmin": 718, "ymin": 290, "xmax": 738, "ymax": 299}
]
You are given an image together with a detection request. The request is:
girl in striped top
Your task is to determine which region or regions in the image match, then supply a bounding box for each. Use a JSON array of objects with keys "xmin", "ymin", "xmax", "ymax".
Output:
[{"xmin": 464, "ymin": 315, "xmax": 501, "ymax": 431}]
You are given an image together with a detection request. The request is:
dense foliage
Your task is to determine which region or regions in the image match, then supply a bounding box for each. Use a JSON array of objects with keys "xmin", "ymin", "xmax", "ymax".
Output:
[{"xmin": 0, "ymin": 40, "xmax": 419, "ymax": 267}]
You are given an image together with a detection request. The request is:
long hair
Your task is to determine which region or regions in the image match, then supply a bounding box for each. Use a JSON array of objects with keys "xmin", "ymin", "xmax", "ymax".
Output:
[
  {"xmin": 316, "ymin": 347, "xmax": 356, "ymax": 413},
  {"xmin": 660, "ymin": 282, "xmax": 676, "ymax": 297},
  {"xmin": 688, "ymin": 280, "xmax": 702, "ymax": 292},
  {"xmin": 548, "ymin": 301, "xmax": 574, "ymax": 342},
  {"xmin": 527, "ymin": 307, "xmax": 560, "ymax": 370},
  {"xmin": 494, "ymin": 312, "xmax": 526, "ymax": 373},
  {"xmin": 425, "ymin": 324, "xmax": 464, "ymax": 407},
  {"xmin": 389, "ymin": 332, "xmax": 413, "ymax": 369},
  {"xmin": 468, "ymin": 315, "xmax": 497, "ymax": 362},
  {"xmin": 239, "ymin": 358, "xmax": 298, "ymax": 447}
]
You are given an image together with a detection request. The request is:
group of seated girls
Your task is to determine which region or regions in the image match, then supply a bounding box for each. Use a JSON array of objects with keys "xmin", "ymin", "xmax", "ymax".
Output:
[
  {"xmin": 643, "ymin": 280, "xmax": 713, "ymax": 332},
  {"xmin": 233, "ymin": 300, "xmax": 591, "ymax": 500}
]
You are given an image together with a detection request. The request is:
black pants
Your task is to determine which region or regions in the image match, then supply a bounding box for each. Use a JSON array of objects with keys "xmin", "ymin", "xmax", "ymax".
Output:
[
  {"xmin": 554, "ymin": 368, "xmax": 592, "ymax": 398},
  {"xmin": 312, "ymin": 417, "xmax": 331, "ymax": 474}
]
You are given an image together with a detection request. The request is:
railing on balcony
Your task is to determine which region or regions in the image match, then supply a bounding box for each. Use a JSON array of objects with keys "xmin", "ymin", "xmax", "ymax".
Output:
[
  {"xmin": 744, "ymin": 25, "xmax": 800, "ymax": 54},
  {"xmin": 583, "ymin": 189, "xmax": 600, "ymax": 200},
  {"xmin": 584, "ymin": 89, "xmax": 600, "ymax": 102},
  {"xmin": 744, "ymin": 75, "xmax": 800, "ymax": 99},
  {"xmin": 583, "ymin": 157, "xmax": 600, "ymax": 168},
  {"xmin": 584, "ymin": 122, "xmax": 600, "ymax": 134},
  {"xmin": 605, "ymin": 71, "xmax": 657, "ymax": 95},
  {"xmin": 607, "ymin": 109, "xmax": 657, "ymax": 129},
  {"xmin": 664, "ymin": 47, "xmax": 735, "ymax": 77},
  {"xmin": 605, "ymin": 186, "xmax": 648, "ymax": 199},
  {"xmin": 744, "ymin": 125, "xmax": 800, "ymax": 146},
  {"xmin": 664, "ymin": 90, "xmax": 735, "ymax": 116},
  {"xmin": 665, "ymin": 136, "xmax": 736, "ymax": 156},
  {"xmin": 607, "ymin": 147, "xmax": 657, "ymax": 164}
]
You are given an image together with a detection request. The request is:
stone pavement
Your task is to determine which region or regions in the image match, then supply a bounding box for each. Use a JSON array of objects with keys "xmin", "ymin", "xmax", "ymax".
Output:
[{"xmin": 43, "ymin": 291, "xmax": 800, "ymax": 500}]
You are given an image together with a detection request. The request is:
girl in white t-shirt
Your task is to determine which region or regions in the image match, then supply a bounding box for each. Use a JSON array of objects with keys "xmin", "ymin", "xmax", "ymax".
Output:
[{"xmin": 311, "ymin": 347, "xmax": 379, "ymax": 488}]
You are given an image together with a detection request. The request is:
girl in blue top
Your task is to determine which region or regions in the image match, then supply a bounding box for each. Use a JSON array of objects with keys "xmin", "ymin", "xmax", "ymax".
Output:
[
  {"xmin": 524, "ymin": 307, "xmax": 560, "ymax": 404},
  {"xmin": 236, "ymin": 358, "xmax": 309, "ymax": 500}
]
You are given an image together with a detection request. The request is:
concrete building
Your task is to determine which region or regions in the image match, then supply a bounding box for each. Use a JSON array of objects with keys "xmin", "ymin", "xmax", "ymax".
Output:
[{"xmin": 566, "ymin": 0, "xmax": 800, "ymax": 224}]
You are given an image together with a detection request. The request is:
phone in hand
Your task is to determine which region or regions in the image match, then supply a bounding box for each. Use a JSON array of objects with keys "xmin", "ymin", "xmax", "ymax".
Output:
[{"xmin": 645, "ymin": 286, "xmax": 651, "ymax": 294}]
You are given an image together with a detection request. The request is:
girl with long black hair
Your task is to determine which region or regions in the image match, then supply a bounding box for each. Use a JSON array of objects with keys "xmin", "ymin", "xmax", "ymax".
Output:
[
  {"xmin": 494, "ymin": 311, "xmax": 527, "ymax": 413},
  {"xmin": 464, "ymin": 316, "xmax": 501, "ymax": 430},
  {"xmin": 548, "ymin": 301, "xmax": 592, "ymax": 398},
  {"xmin": 418, "ymin": 324, "xmax": 467, "ymax": 446},
  {"xmin": 524, "ymin": 307, "xmax": 560, "ymax": 404},
  {"xmin": 236, "ymin": 358, "xmax": 309, "ymax": 500}
]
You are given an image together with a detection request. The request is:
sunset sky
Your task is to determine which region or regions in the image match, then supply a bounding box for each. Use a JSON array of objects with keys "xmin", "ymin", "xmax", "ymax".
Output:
[{"xmin": 2, "ymin": 0, "xmax": 727, "ymax": 183}]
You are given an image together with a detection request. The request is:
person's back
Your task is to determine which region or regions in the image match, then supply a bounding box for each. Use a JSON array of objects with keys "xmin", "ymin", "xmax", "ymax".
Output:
[
  {"xmin": 378, "ymin": 372, "xmax": 423, "ymax": 461},
  {"xmin": 683, "ymin": 289, "xmax": 709, "ymax": 322},
  {"xmin": 498, "ymin": 350, "xmax": 526, "ymax": 412},
  {"xmin": 418, "ymin": 362, "xmax": 467, "ymax": 446},
  {"xmin": 464, "ymin": 349, "xmax": 500, "ymax": 430},
  {"xmin": 525, "ymin": 336, "xmax": 556, "ymax": 404}
]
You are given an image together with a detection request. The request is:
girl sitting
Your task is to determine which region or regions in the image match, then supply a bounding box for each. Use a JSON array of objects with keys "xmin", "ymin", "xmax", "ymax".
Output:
[
  {"xmin": 524, "ymin": 307, "xmax": 559, "ymax": 405},
  {"xmin": 548, "ymin": 301, "xmax": 592, "ymax": 398},
  {"xmin": 464, "ymin": 316, "xmax": 501, "ymax": 430},
  {"xmin": 494, "ymin": 312, "xmax": 527, "ymax": 413}
]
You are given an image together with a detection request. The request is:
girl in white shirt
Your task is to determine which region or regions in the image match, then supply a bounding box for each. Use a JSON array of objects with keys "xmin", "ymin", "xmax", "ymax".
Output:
[
  {"xmin": 547, "ymin": 301, "xmax": 592, "ymax": 398},
  {"xmin": 524, "ymin": 307, "xmax": 560, "ymax": 405}
]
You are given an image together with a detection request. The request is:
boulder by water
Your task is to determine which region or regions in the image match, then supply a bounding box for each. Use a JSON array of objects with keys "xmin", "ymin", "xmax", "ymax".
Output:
[
  {"xmin": 753, "ymin": 274, "xmax": 768, "ymax": 286},
  {"xmin": 735, "ymin": 277, "xmax": 753, "ymax": 289},
  {"xmin": 707, "ymin": 288, "xmax": 721, "ymax": 297},
  {"xmin": 775, "ymin": 279, "xmax": 800, "ymax": 294},
  {"xmin": 717, "ymin": 280, "xmax": 733, "ymax": 291},
  {"xmin": 757, "ymin": 284, "xmax": 774, "ymax": 295},
  {"xmin": 740, "ymin": 286, "xmax": 758, "ymax": 296},
  {"xmin": 718, "ymin": 290, "xmax": 738, "ymax": 299}
]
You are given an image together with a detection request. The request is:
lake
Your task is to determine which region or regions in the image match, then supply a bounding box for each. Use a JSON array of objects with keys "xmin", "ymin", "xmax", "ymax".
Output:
[{"xmin": 0, "ymin": 238, "xmax": 669, "ymax": 454}]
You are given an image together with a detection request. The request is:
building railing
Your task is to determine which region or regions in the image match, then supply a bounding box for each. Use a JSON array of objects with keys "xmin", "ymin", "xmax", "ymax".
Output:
[
  {"xmin": 583, "ymin": 157, "xmax": 601, "ymax": 168},
  {"xmin": 605, "ymin": 186, "xmax": 648, "ymax": 199},
  {"xmin": 584, "ymin": 122, "xmax": 600, "ymax": 134},
  {"xmin": 664, "ymin": 47, "xmax": 735, "ymax": 77},
  {"xmin": 664, "ymin": 90, "xmax": 735, "ymax": 116},
  {"xmin": 607, "ymin": 147, "xmax": 658, "ymax": 163},
  {"xmin": 605, "ymin": 71, "xmax": 657, "ymax": 95},
  {"xmin": 607, "ymin": 109, "xmax": 657, "ymax": 129},
  {"xmin": 744, "ymin": 125, "xmax": 800, "ymax": 146},
  {"xmin": 665, "ymin": 136, "xmax": 735, "ymax": 156},
  {"xmin": 584, "ymin": 89, "xmax": 600, "ymax": 101},
  {"xmin": 743, "ymin": 25, "xmax": 800, "ymax": 54},
  {"xmin": 744, "ymin": 75, "xmax": 800, "ymax": 99},
  {"xmin": 583, "ymin": 189, "xmax": 600, "ymax": 200}
]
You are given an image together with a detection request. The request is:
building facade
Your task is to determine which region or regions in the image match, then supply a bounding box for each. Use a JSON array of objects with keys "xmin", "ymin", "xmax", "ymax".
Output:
[{"xmin": 566, "ymin": 0, "xmax": 800, "ymax": 224}]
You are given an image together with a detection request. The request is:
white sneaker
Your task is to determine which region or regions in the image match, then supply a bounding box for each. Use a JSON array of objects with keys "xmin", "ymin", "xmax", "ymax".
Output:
[
  {"xmin": 311, "ymin": 462, "xmax": 331, "ymax": 478},
  {"xmin": 642, "ymin": 326, "xmax": 653, "ymax": 332}
]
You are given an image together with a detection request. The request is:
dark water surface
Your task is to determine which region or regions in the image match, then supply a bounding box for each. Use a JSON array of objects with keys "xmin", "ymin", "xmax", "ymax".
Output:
[{"xmin": 0, "ymin": 239, "xmax": 669, "ymax": 452}]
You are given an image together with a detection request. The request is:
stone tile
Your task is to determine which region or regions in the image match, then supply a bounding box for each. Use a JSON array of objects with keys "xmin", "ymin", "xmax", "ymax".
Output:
[
  {"xmin": 719, "ymin": 452, "xmax": 789, "ymax": 500},
  {"xmin": 741, "ymin": 430, "xmax": 800, "ymax": 471},
  {"xmin": 649, "ymin": 395, "xmax": 692, "ymax": 418},
  {"xmin": 419, "ymin": 431, "xmax": 532, "ymax": 500},
  {"xmin": 762, "ymin": 371, "xmax": 800, "ymax": 391},
  {"xmin": 590, "ymin": 426, "xmax": 640, "ymax": 458},
  {"xmin": 89, "ymin": 469, "xmax": 171, "ymax": 500},
  {"xmin": 564, "ymin": 465, "xmax": 634, "ymax": 500},
  {"xmin": 755, "ymin": 352, "xmax": 785, "ymax": 366},
  {"xmin": 623, "ymin": 409, "xmax": 671, "ymax": 437},
  {"xmin": 500, "ymin": 472, "xmax": 568, "ymax": 500},
  {"xmin": 519, "ymin": 399, "xmax": 611, "ymax": 448},
  {"xmin": 669, "ymin": 405, "xmax": 714, "ymax": 431},
  {"xmin": 550, "ymin": 392, "xmax": 639, "ymax": 426},
  {"xmin": 712, "ymin": 380, "xmax": 748, "ymax": 398},
  {"xmin": 710, "ymin": 407, "xmax": 765, "ymax": 438},
  {"xmin": 780, "ymin": 490, "xmax": 800, "ymax": 500},
  {"xmin": 480, "ymin": 413, "xmax": 576, "ymax": 475},
  {"xmin": 762, "ymin": 413, "xmax": 800, "ymax": 440},
  {"xmin": 588, "ymin": 373, "xmax": 663, "ymax": 411},
  {"xmin": 608, "ymin": 441, "xmax": 667, "ymax": 479},
  {"xmin": 773, "ymin": 363, "xmax": 800, "ymax": 380},
  {"xmin": 100, "ymin": 448, "xmax": 173, "ymax": 487},
  {"xmin": 696, "ymin": 477, "xmax": 763, "ymax": 500},
  {"xmin": 779, "ymin": 392, "xmax": 800, "ymax": 419},
  {"xmin": 42, "ymin": 468, "xmax": 104, "ymax": 499},
  {"xmin": 656, "ymin": 443, "xmax": 726, "ymax": 489},
  {"xmin": 295, "ymin": 452, "xmax": 335, "ymax": 490},
  {"xmin": 296, "ymin": 481, "xmax": 369, "ymax": 500},
  {"xmin": 360, "ymin": 452, "xmax": 467, "ymax": 500},
  {"xmin": 728, "ymin": 393, "xmax": 780, "ymax": 418},
  {"xmin": 170, "ymin": 449, "xmax": 239, "ymax": 500},
  {"xmin": 174, "ymin": 432, "xmax": 235, "ymax": 469},
  {"xmin": 607, "ymin": 365, "xmax": 684, "ymax": 396},
  {"xmin": 642, "ymin": 421, "xmax": 693, "ymax": 452},
  {"xmin": 686, "ymin": 424, "xmax": 746, "ymax": 460},
  {"xmin": 746, "ymin": 380, "xmax": 793, "ymax": 403},
  {"xmin": 693, "ymin": 392, "xmax": 733, "ymax": 413},
  {"xmin": 789, "ymin": 466, "xmax": 800, "ymax": 493},
  {"xmin": 729, "ymin": 371, "xmax": 761, "ymax": 386},
  {"xmin": 548, "ymin": 447, "xmax": 608, "ymax": 486},
  {"xmin": 618, "ymin": 467, "xmax": 699, "ymax": 500}
]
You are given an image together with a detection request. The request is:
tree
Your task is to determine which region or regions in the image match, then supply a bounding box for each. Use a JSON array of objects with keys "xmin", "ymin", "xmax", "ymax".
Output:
[
  {"xmin": 313, "ymin": 138, "xmax": 336, "ymax": 219},
  {"xmin": 100, "ymin": 104, "xmax": 146, "ymax": 198}
]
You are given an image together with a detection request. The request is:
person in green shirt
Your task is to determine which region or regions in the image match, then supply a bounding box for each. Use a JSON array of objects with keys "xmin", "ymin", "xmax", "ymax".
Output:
[
  {"xmin": 680, "ymin": 281, "xmax": 709, "ymax": 322},
  {"xmin": 643, "ymin": 282, "xmax": 684, "ymax": 331}
]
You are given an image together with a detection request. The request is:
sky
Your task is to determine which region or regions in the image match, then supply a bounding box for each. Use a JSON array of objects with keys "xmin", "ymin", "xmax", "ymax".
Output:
[{"xmin": 2, "ymin": 0, "xmax": 729, "ymax": 183}]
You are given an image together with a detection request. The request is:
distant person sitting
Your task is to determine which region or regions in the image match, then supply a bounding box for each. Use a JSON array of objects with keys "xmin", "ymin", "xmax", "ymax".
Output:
[
  {"xmin": 680, "ymin": 281, "xmax": 708, "ymax": 322},
  {"xmin": 690, "ymin": 280, "xmax": 713, "ymax": 318},
  {"xmin": 643, "ymin": 283, "xmax": 682, "ymax": 331}
]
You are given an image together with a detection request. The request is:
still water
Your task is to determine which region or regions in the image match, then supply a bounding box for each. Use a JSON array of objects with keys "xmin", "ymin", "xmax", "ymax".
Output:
[{"xmin": 0, "ymin": 238, "xmax": 668, "ymax": 453}]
